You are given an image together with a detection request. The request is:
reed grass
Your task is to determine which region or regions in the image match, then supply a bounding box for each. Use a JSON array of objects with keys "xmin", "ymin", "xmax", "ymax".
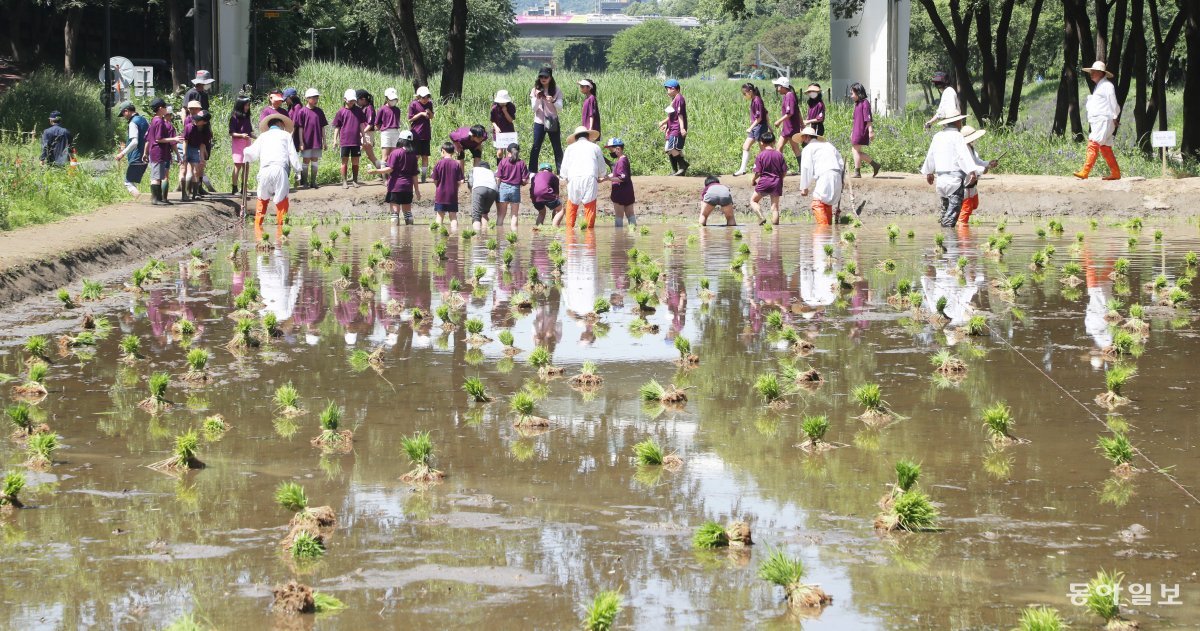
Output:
[{"xmin": 582, "ymin": 590, "xmax": 622, "ymax": 631}]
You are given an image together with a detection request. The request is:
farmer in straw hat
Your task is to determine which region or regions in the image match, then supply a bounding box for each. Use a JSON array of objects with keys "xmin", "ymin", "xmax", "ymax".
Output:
[
  {"xmin": 795, "ymin": 126, "xmax": 845, "ymax": 226},
  {"xmin": 919, "ymin": 114, "xmax": 986, "ymax": 227},
  {"xmin": 1074, "ymin": 61, "xmax": 1121, "ymax": 181},
  {"xmin": 554, "ymin": 126, "xmax": 606, "ymax": 229},
  {"xmin": 243, "ymin": 113, "xmax": 301, "ymax": 228},
  {"xmin": 958, "ymin": 124, "xmax": 999, "ymax": 226}
]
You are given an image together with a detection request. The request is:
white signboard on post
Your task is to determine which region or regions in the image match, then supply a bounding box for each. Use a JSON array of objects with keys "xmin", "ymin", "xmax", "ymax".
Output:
[
  {"xmin": 493, "ymin": 132, "xmax": 519, "ymax": 150},
  {"xmin": 1152, "ymin": 131, "xmax": 1176, "ymax": 148}
]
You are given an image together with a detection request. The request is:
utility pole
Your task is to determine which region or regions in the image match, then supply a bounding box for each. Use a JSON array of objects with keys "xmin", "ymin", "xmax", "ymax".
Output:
[
  {"xmin": 307, "ymin": 27, "xmax": 335, "ymax": 63},
  {"xmin": 104, "ymin": 0, "xmax": 112, "ymax": 122}
]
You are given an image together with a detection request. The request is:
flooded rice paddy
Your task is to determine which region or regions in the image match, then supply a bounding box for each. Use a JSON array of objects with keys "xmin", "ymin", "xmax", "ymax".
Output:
[{"xmin": 1, "ymin": 217, "xmax": 1199, "ymax": 629}]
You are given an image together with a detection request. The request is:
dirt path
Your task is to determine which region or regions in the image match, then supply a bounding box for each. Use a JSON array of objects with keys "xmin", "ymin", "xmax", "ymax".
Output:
[{"xmin": 0, "ymin": 171, "xmax": 1194, "ymax": 308}]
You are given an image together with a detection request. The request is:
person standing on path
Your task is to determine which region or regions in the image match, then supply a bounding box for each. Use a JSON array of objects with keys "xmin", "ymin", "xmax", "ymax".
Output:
[
  {"xmin": 408, "ymin": 86, "xmax": 435, "ymax": 182},
  {"xmin": 660, "ymin": 79, "xmax": 689, "ymax": 176},
  {"xmin": 923, "ymin": 72, "xmax": 959, "ymax": 130},
  {"xmin": 1074, "ymin": 61, "xmax": 1121, "ymax": 181},
  {"xmin": 605, "ymin": 138, "xmax": 636, "ymax": 227},
  {"xmin": 114, "ymin": 101, "xmax": 149, "ymax": 196},
  {"xmin": 294, "ymin": 88, "xmax": 328, "ymax": 189},
  {"xmin": 771, "ymin": 77, "xmax": 803, "ymax": 174},
  {"xmin": 796, "ymin": 126, "xmax": 845, "ymax": 226},
  {"xmin": 376, "ymin": 87, "xmax": 404, "ymax": 161},
  {"xmin": 578, "ymin": 79, "xmax": 601, "ymax": 141},
  {"xmin": 529, "ymin": 67, "xmax": 564, "ymax": 171},
  {"xmin": 183, "ymin": 70, "xmax": 214, "ymax": 113},
  {"xmin": 958, "ymin": 124, "xmax": 998, "ymax": 226},
  {"xmin": 803, "ymin": 84, "xmax": 825, "ymax": 136},
  {"xmin": 228, "ymin": 96, "xmax": 254, "ymax": 195},
  {"xmin": 331, "ymin": 89, "xmax": 368, "ymax": 188},
  {"xmin": 357, "ymin": 90, "xmax": 382, "ymax": 170},
  {"xmin": 919, "ymin": 114, "xmax": 984, "ymax": 227},
  {"xmin": 849, "ymin": 82, "xmax": 881, "ymax": 178},
  {"xmin": 490, "ymin": 90, "xmax": 517, "ymax": 161},
  {"xmin": 144, "ymin": 98, "xmax": 182, "ymax": 205},
  {"xmin": 556, "ymin": 126, "xmax": 606, "ymax": 230},
  {"xmin": 735, "ymin": 82, "xmax": 767, "ymax": 176},
  {"xmin": 244, "ymin": 113, "xmax": 301, "ymax": 228},
  {"xmin": 750, "ymin": 130, "xmax": 786, "ymax": 226},
  {"xmin": 181, "ymin": 110, "xmax": 212, "ymax": 200}
]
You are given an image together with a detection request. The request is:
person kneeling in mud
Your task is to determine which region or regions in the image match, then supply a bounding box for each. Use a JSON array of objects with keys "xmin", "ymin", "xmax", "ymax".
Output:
[
  {"xmin": 244, "ymin": 113, "xmax": 302, "ymax": 228},
  {"xmin": 699, "ymin": 176, "xmax": 736, "ymax": 227},
  {"xmin": 469, "ymin": 161, "xmax": 498, "ymax": 232}
]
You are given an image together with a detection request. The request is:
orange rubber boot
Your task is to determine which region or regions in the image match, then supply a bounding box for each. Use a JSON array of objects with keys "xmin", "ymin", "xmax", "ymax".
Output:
[
  {"xmin": 254, "ymin": 198, "xmax": 268, "ymax": 228},
  {"xmin": 275, "ymin": 198, "xmax": 290, "ymax": 225},
  {"xmin": 1074, "ymin": 141, "xmax": 1099, "ymax": 179},
  {"xmin": 1100, "ymin": 146, "xmax": 1121, "ymax": 180},
  {"xmin": 811, "ymin": 200, "xmax": 832, "ymax": 226},
  {"xmin": 564, "ymin": 200, "xmax": 578, "ymax": 229},
  {"xmin": 958, "ymin": 195, "xmax": 977, "ymax": 226},
  {"xmin": 582, "ymin": 200, "xmax": 597, "ymax": 229}
]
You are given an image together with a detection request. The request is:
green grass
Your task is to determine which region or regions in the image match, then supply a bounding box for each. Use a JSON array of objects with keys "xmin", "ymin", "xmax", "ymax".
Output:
[
  {"xmin": 5, "ymin": 403, "xmax": 32, "ymax": 431},
  {"xmin": 673, "ymin": 336, "xmax": 692, "ymax": 358},
  {"xmin": 510, "ymin": 390, "xmax": 536, "ymax": 417},
  {"xmin": 400, "ymin": 431, "xmax": 434, "ymax": 466},
  {"xmin": 966, "ymin": 314, "xmax": 988, "ymax": 336},
  {"xmin": 27, "ymin": 360, "xmax": 48, "ymax": 384},
  {"xmin": 119, "ymin": 334, "xmax": 140, "ymax": 358},
  {"xmin": 981, "ymin": 402, "xmax": 1014, "ymax": 439},
  {"xmin": 319, "ymin": 401, "xmax": 342, "ymax": 431},
  {"xmin": 895, "ymin": 460, "xmax": 921, "ymax": 492},
  {"xmin": 852, "ymin": 383, "xmax": 883, "ymax": 412},
  {"xmin": 692, "ymin": 521, "xmax": 730, "ymax": 549},
  {"xmin": 582, "ymin": 590, "xmax": 622, "ymax": 631},
  {"xmin": 1105, "ymin": 364, "xmax": 1136, "ymax": 395},
  {"xmin": 147, "ymin": 372, "xmax": 170, "ymax": 403},
  {"xmin": 290, "ymin": 530, "xmax": 325, "ymax": 559},
  {"xmin": 755, "ymin": 373, "xmax": 784, "ymax": 403},
  {"xmin": 176, "ymin": 318, "xmax": 196, "ymax": 336},
  {"xmin": 893, "ymin": 490, "xmax": 939, "ymax": 530},
  {"xmin": 462, "ymin": 376, "xmax": 490, "ymax": 402},
  {"xmin": 639, "ymin": 379, "xmax": 667, "ymax": 401},
  {"xmin": 186, "ymin": 348, "xmax": 210, "ymax": 372},
  {"xmin": 80, "ymin": 279, "xmax": 103, "ymax": 301},
  {"xmin": 275, "ymin": 481, "xmax": 309, "ymax": 513},
  {"xmin": 633, "ymin": 438, "xmax": 666, "ymax": 465},
  {"xmin": 1017, "ymin": 605, "xmax": 1065, "ymax": 631},
  {"xmin": 498, "ymin": 329, "xmax": 515, "ymax": 347},
  {"xmin": 312, "ymin": 592, "xmax": 346, "ymax": 614},
  {"xmin": 465, "ymin": 318, "xmax": 484, "ymax": 335},
  {"xmin": 527, "ymin": 345, "xmax": 551, "ymax": 368},
  {"xmin": 26, "ymin": 431, "xmax": 58, "ymax": 464},
  {"xmin": 23, "ymin": 335, "xmax": 48, "ymax": 359},
  {"xmin": 593, "ymin": 297, "xmax": 611, "ymax": 314},
  {"xmin": 801, "ymin": 415, "xmax": 830, "ymax": 445},
  {"xmin": 1097, "ymin": 433, "xmax": 1134, "ymax": 466},
  {"xmin": 1, "ymin": 470, "xmax": 26, "ymax": 505},
  {"xmin": 757, "ymin": 548, "xmax": 805, "ymax": 588},
  {"xmin": 173, "ymin": 430, "xmax": 200, "ymax": 465},
  {"xmin": 1085, "ymin": 569, "xmax": 1124, "ymax": 622}
]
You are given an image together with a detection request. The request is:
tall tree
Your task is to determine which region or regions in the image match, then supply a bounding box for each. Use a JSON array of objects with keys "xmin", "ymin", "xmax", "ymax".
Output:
[
  {"xmin": 1006, "ymin": 0, "xmax": 1044, "ymax": 124},
  {"xmin": 439, "ymin": 0, "xmax": 467, "ymax": 101},
  {"xmin": 1052, "ymin": 0, "xmax": 1086, "ymax": 138},
  {"xmin": 378, "ymin": 0, "xmax": 429, "ymax": 88},
  {"xmin": 63, "ymin": 2, "xmax": 83, "ymax": 76},
  {"xmin": 1183, "ymin": 0, "xmax": 1200, "ymax": 158},
  {"xmin": 165, "ymin": 0, "xmax": 187, "ymax": 91}
]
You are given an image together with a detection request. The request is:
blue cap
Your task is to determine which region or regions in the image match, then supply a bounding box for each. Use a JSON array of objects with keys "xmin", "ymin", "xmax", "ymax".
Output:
[
  {"xmin": 49, "ymin": 111, "xmax": 63, "ymax": 120},
  {"xmin": 604, "ymin": 137, "xmax": 624, "ymax": 148},
  {"xmin": 663, "ymin": 79, "xmax": 681, "ymax": 89},
  {"xmin": 538, "ymin": 162, "xmax": 553, "ymax": 171},
  {"xmin": 282, "ymin": 87, "xmax": 298, "ymax": 99}
]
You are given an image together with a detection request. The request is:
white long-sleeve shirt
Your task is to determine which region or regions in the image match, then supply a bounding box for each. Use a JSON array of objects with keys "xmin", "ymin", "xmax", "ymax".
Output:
[
  {"xmin": 560, "ymin": 139, "xmax": 606, "ymax": 204},
  {"xmin": 798, "ymin": 139, "xmax": 845, "ymax": 206},
  {"xmin": 1085, "ymin": 78, "xmax": 1120, "ymax": 121},
  {"xmin": 529, "ymin": 87, "xmax": 564, "ymax": 125},
  {"xmin": 936, "ymin": 86, "xmax": 960, "ymax": 119},
  {"xmin": 244, "ymin": 127, "xmax": 301, "ymax": 171},
  {"xmin": 921, "ymin": 128, "xmax": 984, "ymax": 197}
]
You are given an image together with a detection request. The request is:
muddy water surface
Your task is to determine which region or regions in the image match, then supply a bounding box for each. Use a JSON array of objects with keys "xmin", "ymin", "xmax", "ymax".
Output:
[{"xmin": 2, "ymin": 218, "xmax": 1199, "ymax": 630}]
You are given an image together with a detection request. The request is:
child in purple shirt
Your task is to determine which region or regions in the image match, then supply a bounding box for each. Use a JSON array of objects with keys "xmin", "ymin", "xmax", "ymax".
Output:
[
  {"xmin": 450, "ymin": 125, "xmax": 488, "ymax": 173},
  {"xmin": 736, "ymin": 82, "xmax": 767, "ymax": 175},
  {"xmin": 658, "ymin": 80, "xmax": 689, "ymax": 176},
  {"xmin": 604, "ymin": 138, "xmax": 636, "ymax": 227},
  {"xmin": 295, "ymin": 89, "xmax": 328, "ymax": 189},
  {"xmin": 356, "ymin": 90, "xmax": 381, "ymax": 170},
  {"xmin": 145, "ymin": 98, "xmax": 182, "ymax": 205},
  {"xmin": 751, "ymin": 131, "xmax": 786, "ymax": 225},
  {"xmin": 490, "ymin": 90, "xmax": 516, "ymax": 160},
  {"xmin": 331, "ymin": 89, "xmax": 368, "ymax": 188},
  {"xmin": 494, "ymin": 143, "xmax": 528, "ymax": 230},
  {"xmin": 773, "ymin": 78, "xmax": 803, "ymax": 174},
  {"xmin": 431, "ymin": 142, "xmax": 465, "ymax": 232},
  {"xmin": 369, "ymin": 136, "xmax": 421, "ymax": 224},
  {"xmin": 578, "ymin": 79, "xmax": 601, "ymax": 138},
  {"xmin": 529, "ymin": 163, "xmax": 560, "ymax": 226},
  {"xmin": 408, "ymin": 87, "xmax": 435, "ymax": 181},
  {"xmin": 182, "ymin": 111, "xmax": 211, "ymax": 200}
]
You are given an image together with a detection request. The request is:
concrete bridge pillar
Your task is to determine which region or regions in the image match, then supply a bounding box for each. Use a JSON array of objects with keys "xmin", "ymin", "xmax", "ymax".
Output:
[{"xmin": 830, "ymin": 0, "xmax": 910, "ymax": 115}]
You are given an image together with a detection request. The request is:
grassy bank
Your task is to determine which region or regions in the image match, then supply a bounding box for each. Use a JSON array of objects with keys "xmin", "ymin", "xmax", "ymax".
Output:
[{"xmin": 0, "ymin": 63, "xmax": 1192, "ymax": 230}]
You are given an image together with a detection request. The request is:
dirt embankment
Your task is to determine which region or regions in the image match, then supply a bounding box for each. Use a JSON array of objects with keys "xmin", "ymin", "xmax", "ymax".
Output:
[{"xmin": 0, "ymin": 171, "xmax": 1194, "ymax": 309}]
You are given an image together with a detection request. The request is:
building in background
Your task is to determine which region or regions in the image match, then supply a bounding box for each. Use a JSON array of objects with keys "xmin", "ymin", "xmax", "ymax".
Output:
[{"xmin": 830, "ymin": 0, "xmax": 910, "ymax": 115}]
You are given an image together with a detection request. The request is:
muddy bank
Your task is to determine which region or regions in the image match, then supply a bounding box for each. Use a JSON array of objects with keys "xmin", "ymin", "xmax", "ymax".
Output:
[{"xmin": 0, "ymin": 197, "xmax": 239, "ymax": 308}]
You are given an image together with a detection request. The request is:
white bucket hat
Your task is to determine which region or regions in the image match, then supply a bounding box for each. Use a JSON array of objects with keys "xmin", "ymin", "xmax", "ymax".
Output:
[
  {"xmin": 494, "ymin": 89, "xmax": 512, "ymax": 104},
  {"xmin": 772, "ymin": 77, "xmax": 791, "ymax": 88},
  {"xmin": 384, "ymin": 87, "xmax": 399, "ymax": 101},
  {"xmin": 415, "ymin": 86, "xmax": 432, "ymax": 98},
  {"xmin": 1084, "ymin": 61, "xmax": 1114, "ymax": 79},
  {"xmin": 960, "ymin": 124, "xmax": 987, "ymax": 144},
  {"xmin": 343, "ymin": 88, "xmax": 357, "ymax": 102},
  {"xmin": 304, "ymin": 88, "xmax": 320, "ymax": 98}
]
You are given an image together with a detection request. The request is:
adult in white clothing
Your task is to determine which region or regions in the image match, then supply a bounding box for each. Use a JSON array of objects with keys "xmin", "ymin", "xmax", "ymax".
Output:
[
  {"xmin": 919, "ymin": 114, "xmax": 985, "ymax": 227},
  {"xmin": 1074, "ymin": 61, "xmax": 1122, "ymax": 180},
  {"xmin": 244, "ymin": 113, "xmax": 302, "ymax": 227},
  {"xmin": 554, "ymin": 126, "xmax": 607, "ymax": 229},
  {"xmin": 925, "ymin": 71, "xmax": 960, "ymax": 129},
  {"xmin": 796, "ymin": 126, "xmax": 845, "ymax": 225}
]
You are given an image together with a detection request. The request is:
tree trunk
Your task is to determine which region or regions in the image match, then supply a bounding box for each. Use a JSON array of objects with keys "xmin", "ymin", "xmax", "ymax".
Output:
[
  {"xmin": 7, "ymin": 0, "xmax": 25, "ymax": 64},
  {"xmin": 1053, "ymin": 0, "xmax": 1084, "ymax": 138},
  {"xmin": 1131, "ymin": 0, "xmax": 1153, "ymax": 151},
  {"xmin": 439, "ymin": 0, "xmax": 467, "ymax": 101},
  {"xmin": 1006, "ymin": 0, "xmax": 1045, "ymax": 125},
  {"xmin": 166, "ymin": 0, "xmax": 187, "ymax": 92},
  {"xmin": 917, "ymin": 0, "xmax": 982, "ymax": 121},
  {"xmin": 63, "ymin": 6, "xmax": 83, "ymax": 76},
  {"xmin": 393, "ymin": 0, "xmax": 429, "ymax": 88},
  {"xmin": 1183, "ymin": 1, "xmax": 1200, "ymax": 158}
]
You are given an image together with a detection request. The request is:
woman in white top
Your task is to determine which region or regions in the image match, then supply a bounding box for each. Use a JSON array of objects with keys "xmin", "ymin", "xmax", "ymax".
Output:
[
  {"xmin": 1074, "ymin": 61, "xmax": 1121, "ymax": 180},
  {"xmin": 529, "ymin": 67, "xmax": 565, "ymax": 171}
]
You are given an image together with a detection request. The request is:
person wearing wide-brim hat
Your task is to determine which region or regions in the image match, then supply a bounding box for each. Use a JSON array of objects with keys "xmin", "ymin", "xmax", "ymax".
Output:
[
  {"xmin": 795, "ymin": 126, "xmax": 845, "ymax": 226},
  {"xmin": 924, "ymin": 71, "xmax": 960, "ymax": 130},
  {"xmin": 491, "ymin": 89, "xmax": 517, "ymax": 161},
  {"xmin": 243, "ymin": 113, "xmax": 301, "ymax": 229},
  {"xmin": 184, "ymin": 70, "xmax": 214, "ymax": 112},
  {"xmin": 919, "ymin": 114, "xmax": 985, "ymax": 227},
  {"xmin": 1074, "ymin": 61, "xmax": 1121, "ymax": 181},
  {"xmin": 556, "ymin": 126, "xmax": 606, "ymax": 229},
  {"xmin": 957, "ymin": 124, "xmax": 999, "ymax": 227},
  {"xmin": 802, "ymin": 83, "xmax": 826, "ymax": 137}
]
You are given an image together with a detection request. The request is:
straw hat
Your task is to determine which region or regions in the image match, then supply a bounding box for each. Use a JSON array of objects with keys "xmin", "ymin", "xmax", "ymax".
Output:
[
  {"xmin": 186, "ymin": 100, "xmax": 202, "ymax": 110},
  {"xmin": 1084, "ymin": 61, "xmax": 1113, "ymax": 79},
  {"xmin": 415, "ymin": 86, "xmax": 432, "ymax": 98},
  {"xmin": 567, "ymin": 125, "xmax": 598, "ymax": 144},
  {"xmin": 960, "ymin": 124, "xmax": 986, "ymax": 144},
  {"xmin": 937, "ymin": 114, "xmax": 968, "ymax": 126},
  {"xmin": 791, "ymin": 125, "xmax": 823, "ymax": 144},
  {"xmin": 259, "ymin": 112, "xmax": 294, "ymax": 134},
  {"xmin": 804, "ymin": 84, "xmax": 821, "ymax": 95},
  {"xmin": 493, "ymin": 89, "xmax": 512, "ymax": 104}
]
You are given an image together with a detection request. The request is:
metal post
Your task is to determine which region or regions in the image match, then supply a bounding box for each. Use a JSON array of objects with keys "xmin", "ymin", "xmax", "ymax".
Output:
[
  {"xmin": 309, "ymin": 28, "xmax": 315, "ymax": 63},
  {"xmin": 104, "ymin": 0, "xmax": 112, "ymax": 122},
  {"xmin": 252, "ymin": 13, "xmax": 257, "ymax": 93}
]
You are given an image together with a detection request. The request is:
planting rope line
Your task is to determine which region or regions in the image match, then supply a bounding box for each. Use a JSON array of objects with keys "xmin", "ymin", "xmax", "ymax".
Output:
[{"xmin": 984, "ymin": 321, "xmax": 1200, "ymax": 506}]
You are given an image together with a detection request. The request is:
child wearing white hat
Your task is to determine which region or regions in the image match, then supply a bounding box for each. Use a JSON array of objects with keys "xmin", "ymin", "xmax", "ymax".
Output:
[
  {"xmin": 377, "ymin": 87, "xmax": 404, "ymax": 160},
  {"xmin": 408, "ymin": 86, "xmax": 435, "ymax": 182},
  {"xmin": 331, "ymin": 88, "xmax": 368, "ymax": 188},
  {"xmin": 490, "ymin": 89, "xmax": 516, "ymax": 160}
]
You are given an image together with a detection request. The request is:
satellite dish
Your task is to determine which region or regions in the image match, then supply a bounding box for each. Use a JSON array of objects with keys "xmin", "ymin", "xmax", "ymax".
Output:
[{"xmin": 98, "ymin": 56, "xmax": 136, "ymax": 85}]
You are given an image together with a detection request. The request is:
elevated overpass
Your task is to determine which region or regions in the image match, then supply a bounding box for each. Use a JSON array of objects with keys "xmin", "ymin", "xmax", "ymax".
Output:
[{"xmin": 515, "ymin": 14, "xmax": 700, "ymax": 38}]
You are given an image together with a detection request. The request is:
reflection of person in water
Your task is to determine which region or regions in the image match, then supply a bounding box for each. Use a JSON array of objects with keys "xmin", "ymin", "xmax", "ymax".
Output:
[
  {"xmin": 753, "ymin": 232, "xmax": 794, "ymax": 310},
  {"xmin": 799, "ymin": 227, "xmax": 837, "ymax": 315},
  {"xmin": 564, "ymin": 231, "xmax": 598, "ymax": 345},
  {"xmin": 257, "ymin": 247, "xmax": 301, "ymax": 325},
  {"xmin": 663, "ymin": 247, "xmax": 688, "ymax": 337},
  {"xmin": 532, "ymin": 240, "xmax": 563, "ymax": 354},
  {"xmin": 1084, "ymin": 249, "xmax": 1115, "ymax": 359},
  {"xmin": 333, "ymin": 282, "xmax": 375, "ymax": 346},
  {"xmin": 292, "ymin": 268, "xmax": 326, "ymax": 346},
  {"xmin": 920, "ymin": 232, "xmax": 983, "ymax": 326}
]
